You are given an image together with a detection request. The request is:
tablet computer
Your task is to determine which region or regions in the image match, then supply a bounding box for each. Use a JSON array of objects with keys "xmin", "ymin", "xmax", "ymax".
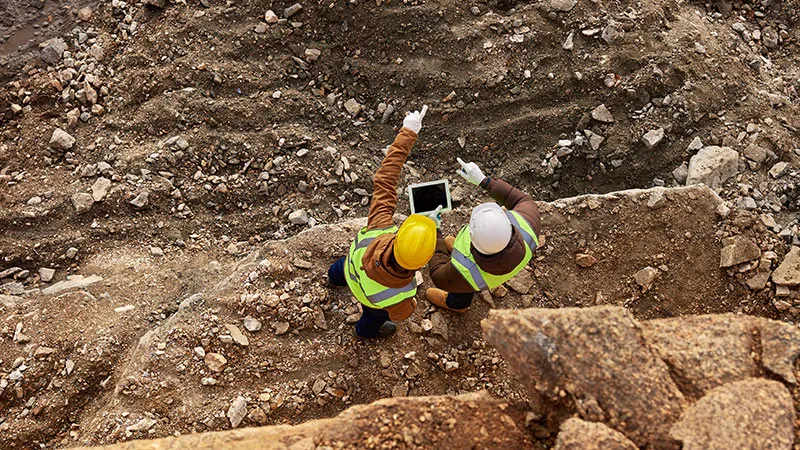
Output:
[{"xmin": 408, "ymin": 180, "xmax": 452, "ymax": 215}]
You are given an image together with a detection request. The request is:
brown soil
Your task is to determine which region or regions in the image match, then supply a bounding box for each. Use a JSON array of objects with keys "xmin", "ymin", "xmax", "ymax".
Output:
[{"xmin": 1, "ymin": 0, "xmax": 799, "ymax": 448}]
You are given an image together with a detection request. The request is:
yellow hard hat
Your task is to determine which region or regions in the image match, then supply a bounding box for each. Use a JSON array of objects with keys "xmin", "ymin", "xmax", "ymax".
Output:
[{"xmin": 393, "ymin": 214, "xmax": 437, "ymax": 270}]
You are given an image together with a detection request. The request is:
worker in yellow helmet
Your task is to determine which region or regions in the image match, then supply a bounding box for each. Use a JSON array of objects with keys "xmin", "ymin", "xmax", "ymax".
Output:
[{"xmin": 327, "ymin": 105, "xmax": 437, "ymax": 338}]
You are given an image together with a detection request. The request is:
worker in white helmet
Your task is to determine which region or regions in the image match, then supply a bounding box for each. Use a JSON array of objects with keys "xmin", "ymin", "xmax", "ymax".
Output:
[{"xmin": 426, "ymin": 158, "xmax": 541, "ymax": 312}]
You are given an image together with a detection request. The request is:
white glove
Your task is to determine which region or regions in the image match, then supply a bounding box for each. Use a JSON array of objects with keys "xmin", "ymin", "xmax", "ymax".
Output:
[
  {"xmin": 456, "ymin": 157, "xmax": 486, "ymax": 186},
  {"xmin": 422, "ymin": 205, "xmax": 443, "ymax": 229},
  {"xmin": 403, "ymin": 105, "xmax": 428, "ymax": 134}
]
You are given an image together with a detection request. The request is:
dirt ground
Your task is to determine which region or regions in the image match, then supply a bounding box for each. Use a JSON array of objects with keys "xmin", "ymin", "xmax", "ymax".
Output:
[{"xmin": 1, "ymin": 0, "xmax": 800, "ymax": 448}]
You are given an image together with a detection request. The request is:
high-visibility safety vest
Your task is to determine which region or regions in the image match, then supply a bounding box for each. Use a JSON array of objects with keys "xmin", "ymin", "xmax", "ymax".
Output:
[
  {"xmin": 345, "ymin": 226, "xmax": 418, "ymax": 309},
  {"xmin": 451, "ymin": 210, "xmax": 539, "ymax": 291}
]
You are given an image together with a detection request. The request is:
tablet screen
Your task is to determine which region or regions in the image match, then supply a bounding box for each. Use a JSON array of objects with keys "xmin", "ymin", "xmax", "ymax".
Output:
[{"xmin": 410, "ymin": 181, "xmax": 450, "ymax": 215}]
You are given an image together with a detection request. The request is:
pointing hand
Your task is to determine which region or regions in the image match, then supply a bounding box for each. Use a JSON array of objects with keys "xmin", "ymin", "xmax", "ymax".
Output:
[
  {"xmin": 403, "ymin": 105, "xmax": 428, "ymax": 134},
  {"xmin": 456, "ymin": 157, "xmax": 486, "ymax": 186}
]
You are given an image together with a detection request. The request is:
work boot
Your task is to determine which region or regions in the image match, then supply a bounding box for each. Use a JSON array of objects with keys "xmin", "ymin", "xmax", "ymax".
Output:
[
  {"xmin": 445, "ymin": 235, "xmax": 455, "ymax": 253},
  {"xmin": 425, "ymin": 288, "xmax": 468, "ymax": 313},
  {"xmin": 353, "ymin": 321, "xmax": 397, "ymax": 339},
  {"xmin": 376, "ymin": 321, "xmax": 397, "ymax": 338}
]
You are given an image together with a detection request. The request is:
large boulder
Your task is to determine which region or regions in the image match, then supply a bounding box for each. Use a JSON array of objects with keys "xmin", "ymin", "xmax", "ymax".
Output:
[
  {"xmin": 670, "ymin": 378, "xmax": 794, "ymax": 450},
  {"xmin": 686, "ymin": 146, "xmax": 738, "ymax": 189},
  {"xmin": 72, "ymin": 392, "xmax": 535, "ymax": 449},
  {"xmin": 554, "ymin": 418, "xmax": 637, "ymax": 450},
  {"xmin": 482, "ymin": 306, "xmax": 686, "ymax": 447},
  {"xmin": 640, "ymin": 315, "xmax": 758, "ymax": 398}
]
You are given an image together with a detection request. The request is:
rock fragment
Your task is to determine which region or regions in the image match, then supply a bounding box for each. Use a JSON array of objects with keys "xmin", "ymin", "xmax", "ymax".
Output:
[
  {"xmin": 506, "ymin": 270, "xmax": 534, "ymax": 294},
  {"xmin": 91, "ymin": 177, "xmax": 112, "ymax": 202},
  {"xmin": 243, "ymin": 316, "xmax": 262, "ymax": 332},
  {"xmin": 669, "ymin": 379, "xmax": 794, "ymax": 450},
  {"xmin": 225, "ymin": 324, "xmax": 249, "ymax": 347},
  {"xmin": 38, "ymin": 268, "xmax": 56, "ymax": 282},
  {"xmin": 686, "ymin": 146, "xmax": 738, "ymax": 189},
  {"xmin": 642, "ymin": 128, "xmax": 665, "ymax": 149},
  {"xmin": 289, "ymin": 209, "xmax": 310, "ymax": 225},
  {"xmin": 40, "ymin": 38, "xmax": 67, "ymax": 65},
  {"xmin": 71, "ymin": 193, "xmax": 94, "ymax": 214},
  {"xmin": 555, "ymin": 418, "xmax": 637, "ymax": 450},
  {"xmin": 633, "ymin": 267, "xmax": 658, "ymax": 292},
  {"xmin": 772, "ymin": 247, "xmax": 800, "ymax": 286},
  {"xmin": 575, "ymin": 253, "xmax": 597, "ymax": 268},
  {"xmin": 719, "ymin": 236, "xmax": 760, "ymax": 268},
  {"xmin": 204, "ymin": 353, "xmax": 227, "ymax": 372},
  {"xmin": 284, "ymin": 3, "xmax": 303, "ymax": 18},
  {"xmin": 129, "ymin": 191, "xmax": 149, "ymax": 208},
  {"xmin": 50, "ymin": 128, "xmax": 76, "ymax": 151},
  {"xmin": 591, "ymin": 104, "xmax": 615, "ymax": 123},
  {"xmin": 344, "ymin": 98, "xmax": 362, "ymax": 116},
  {"xmin": 227, "ymin": 396, "xmax": 248, "ymax": 428}
]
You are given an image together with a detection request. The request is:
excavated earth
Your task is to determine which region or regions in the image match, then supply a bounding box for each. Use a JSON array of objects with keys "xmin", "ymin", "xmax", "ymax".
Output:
[{"xmin": 1, "ymin": 0, "xmax": 800, "ymax": 448}]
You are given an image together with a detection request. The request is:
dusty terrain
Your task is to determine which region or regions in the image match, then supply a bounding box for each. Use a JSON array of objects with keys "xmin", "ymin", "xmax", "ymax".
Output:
[{"xmin": 1, "ymin": 0, "xmax": 800, "ymax": 448}]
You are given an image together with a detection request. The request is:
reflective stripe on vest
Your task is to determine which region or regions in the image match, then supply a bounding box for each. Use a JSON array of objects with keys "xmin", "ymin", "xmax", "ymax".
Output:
[
  {"xmin": 450, "ymin": 210, "xmax": 538, "ymax": 291},
  {"xmin": 506, "ymin": 211, "xmax": 538, "ymax": 250},
  {"xmin": 451, "ymin": 248, "xmax": 489, "ymax": 291},
  {"xmin": 345, "ymin": 226, "xmax": 418, "ymax": 308}
]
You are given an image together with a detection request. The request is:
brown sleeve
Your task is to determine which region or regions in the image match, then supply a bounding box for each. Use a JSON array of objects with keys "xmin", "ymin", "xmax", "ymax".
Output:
[
  {"xmin": 385, "ymin": 297, "xmax": 417, "ymax": 322},
  {"xmin": 428, "ymin": 236, "xmax": 479, "ymax": 293},
  {"xmin": 482, "ymin": 178, "xmax": 541, "ymax": 237},
  {"xmin": 367, "ymin": 127, "xmax": 418, "ymax": 230}
]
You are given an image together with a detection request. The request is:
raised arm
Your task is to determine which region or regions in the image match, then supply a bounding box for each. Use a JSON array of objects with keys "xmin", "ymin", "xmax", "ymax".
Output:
[{"xmin": 367, "ymin": 105, "xmax": 427, "ymax": 230}]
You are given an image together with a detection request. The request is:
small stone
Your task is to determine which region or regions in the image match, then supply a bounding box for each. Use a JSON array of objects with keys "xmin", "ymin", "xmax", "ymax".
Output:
[
  {"xmin": 634, "ymin": 267, "xmax": 659, "ymax": 292},
  {"xmin": 143, "ymin": 0, "xmax": 166, "ymax": 7},
  {"xmin": 126, "ymin": 418, "xmax": 157, "ymax": 433},
  {"xmin": 543, "ymin": 0, "xmax": 576, "ymax": 12},
  {"xmin": 149, "ymin": 246, "xmax": 164, "ymax": 257},
  {"xmin": 575, "ymin": 253, "xmax": 598, "ymax": 268},
  {"xmin": 247, "ymin": 407, "xmax": 268, "ymax": 425},
  {"xmin": 66, "ymin": 247, "xmax": 79, "ymax": 259},
  {"xmin": 716, "ymin": 203, "xmax": 731, "ymax": 218},
  {"xmin": 720, "ymin": 236, "xmax": 761, "ymax": 268},
  {"xmin": 204, "ymin": 353, "xmax": 227, "ymax": 372},
  {"xmin": 40, "ymin": 38, "xmax": 67, "ymax": 65},
  {"xmin": 225, "ymin": 324, "xmax": 249, "ymax": 347},
  {"xmin": 49, "ymin": 128, "xmax": 76, "ymax": 151},
  {"xmin": 201, "ymin": 377, "xmax": 218, "ymax": 386},
  {"xmin": 194, "ymin": 347, "xmax": 205, "ymax": 358},
  {"xmin": 642, "ymin": 128, "xmax": 665, "ymax": 149},
  {"xmin": 274, "ymin": 322, "xmax": 290, "ymax": 335},
  {"xmin": 392, "ymin": 382, "xmax": 409, "ymax": 397},
  {"xmin": 591, "ymin": 104, "xmax": 615, "ymax": 123},
  {"xmin": 672, "ymin": 163, "xmax": 689, "ymax": 184},
  {"xmin": 27, "ymin": 196, "xmax": 42, "ymax": 206},
  {"xmin": 686, "ymin": 146, "xmax": 738, "ymax": 189},
  {"xmin": 736, "ymin": 197, "xmax": 757, "ymax": 211},
  {"xmin": 254, "ymin": 23, "xmax": 267, "ymax": 34},
  {"xmin": 34, "ymin": 346, "xmax": 56, "ymax": 358},
  {"xmin": 289, "ymin": 209, "xmax": 310, "ymax": 225},
  {"xmin": 284, "ymin": 3, "xmax": 303, "ymax": 18},
  {"xmin": 430, "ymin": 312, "xmax": 448, "ymax": 341},
  {"xmin": 312, "ymin": 379, "xmax": 326, "ymax": 395},
  {"xmin": 743, "ymin": 144, "xmax": 768, "ymax": 163},
  {"xmin": 38, "ymin": 268, "xmax": 56, "ymax": 282},
  {"xmin": 91, "ymin": 177, "xmax": 112, "ymax": 201},
  {"xmin": 585, "ymin": 130, "xmax": 605, "ymax": 150},
  {"xmin": 772, "ymin": 247, "xmax": 800, "ymax": 286},
  {"xmin": 647, "ymin": 190, "xmax": 667, "ymax": 209},
  {"xmin": 227, "ymin": 396, "xmax": 247, "ymax": 428},
  {"xmin": 129, "ymin": 191, "xmax": 150, "ymax": 208},
  {"xmin": 344, "ymin": 98, "xmax": 362, "ymax": 116},
  {"xmin": 77, "ymin": 7, "xmax": 93, "ymax": 21},
  {"xmin": 687, "ymin": 137, "xmax": 704, "ymax": 151},
  {"xmin": 694, "ymin": 42, "xmax": 707, "ymax": 54},
  {"xmin": 769, "ymin": 162, "xmax": 788, "ymax": 178},
  {"xmin": 563, "ymin": 32, "xmax": 574, "ymax": 51},
  {"xmin": 304, "ymin": 48, "xmax": 321, "ymax": 62},
  {"xmin": 601, "ymin": 23, "xmax": 622, "ymax": 45},
  {"xmin": 444, "ymin": 361, "xmax": 459, "ymax": 373},
  {"xmin": 243, "ymin": 316, "xmax": 262, "ymax": 332},
  {"xmin": 264, "ymin": 10, "xmax": 279, "ymax": 23},
  {"xmin": 507, "ymin": 270, "xmax": 534, "ymax": 294},
  {"xmin": 71, "ymin": 193, "xmax": 94, "ymax": 214}
]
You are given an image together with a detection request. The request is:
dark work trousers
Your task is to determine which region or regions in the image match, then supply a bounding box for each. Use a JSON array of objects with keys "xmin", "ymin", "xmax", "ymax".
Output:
[
  {"xmin": 328, "ymin": 257, "xmax": 391, "ymax": 338},
  {"xmin": 447, "ymin": 292, "xmax": 476, "ymax": 310}
]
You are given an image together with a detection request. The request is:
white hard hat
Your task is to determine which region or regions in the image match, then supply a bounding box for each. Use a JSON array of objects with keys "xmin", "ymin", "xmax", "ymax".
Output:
[{"xmin": 469, "ymin": 202, "xmax": 512, "ymax": 255}]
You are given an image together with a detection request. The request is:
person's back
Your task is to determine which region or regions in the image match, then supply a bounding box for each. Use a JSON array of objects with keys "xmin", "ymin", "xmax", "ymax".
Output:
[{"xmin": 427, "ymin": 158, "xmax": 541, "ymax": 312}]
